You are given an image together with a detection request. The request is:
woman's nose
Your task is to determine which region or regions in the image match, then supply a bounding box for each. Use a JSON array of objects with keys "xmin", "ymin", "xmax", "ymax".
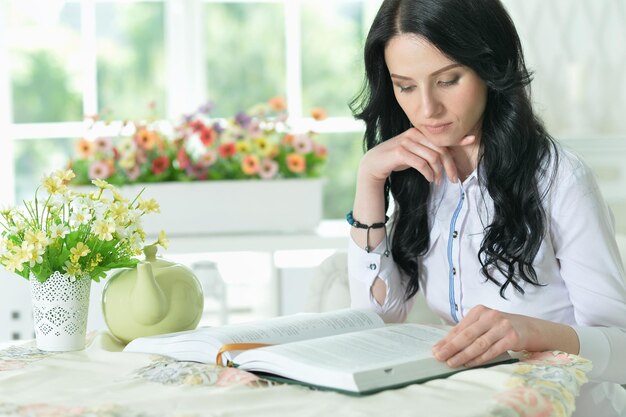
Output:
[{"xmin": 419, "ymin": 88, "xmax": 442, "ymax": 119}]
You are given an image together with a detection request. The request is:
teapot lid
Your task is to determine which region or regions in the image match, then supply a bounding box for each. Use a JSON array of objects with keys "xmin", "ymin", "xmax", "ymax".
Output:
[{"xmin": 143, "ymin": 244, "xmax": 158, "ymax": 262}]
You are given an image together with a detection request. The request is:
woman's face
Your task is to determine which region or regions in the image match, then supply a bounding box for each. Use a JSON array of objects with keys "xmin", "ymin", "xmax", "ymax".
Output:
[{"xmin": 384, "ymin": 34, "xmax": 488, "ymax": 147}]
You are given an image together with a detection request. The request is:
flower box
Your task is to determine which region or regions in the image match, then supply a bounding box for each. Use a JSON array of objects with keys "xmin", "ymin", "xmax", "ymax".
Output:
[{"xmin": 79, "ymin": 179, "xmax": 324, "ymax": 236}]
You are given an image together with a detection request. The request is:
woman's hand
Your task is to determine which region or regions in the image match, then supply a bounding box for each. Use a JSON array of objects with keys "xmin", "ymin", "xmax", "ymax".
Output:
[
  {"xmin": 358, "ymin": 127, "xmax": 475, "ymax": 186},
  {"xmin": 431, "ymin": 305, "xmax": 580, "ymax": 368}
]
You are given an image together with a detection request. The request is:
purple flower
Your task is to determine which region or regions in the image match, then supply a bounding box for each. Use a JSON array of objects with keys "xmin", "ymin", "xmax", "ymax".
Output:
[
  {"xmin": 212, "ymin": 121, "xmax": 225, "ymax": 134},
  {"xmin": 235, "ymin": 111, "xmax": 252, "ymax": 128},
  {"xmin": 198, "ymin": 101, "xmax": 215, "ymax": 114}
]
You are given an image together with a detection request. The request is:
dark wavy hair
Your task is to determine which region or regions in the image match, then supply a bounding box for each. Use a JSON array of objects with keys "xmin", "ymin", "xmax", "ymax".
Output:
[{"xmin": 350, "ymin": 0, "xmax": 558, "ymax": 300}]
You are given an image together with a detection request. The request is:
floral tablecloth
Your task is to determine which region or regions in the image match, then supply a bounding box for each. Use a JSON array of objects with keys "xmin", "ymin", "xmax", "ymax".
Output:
[{"xmin": 0, "ymin": 332, "xmax": 590, "ymax": 417}]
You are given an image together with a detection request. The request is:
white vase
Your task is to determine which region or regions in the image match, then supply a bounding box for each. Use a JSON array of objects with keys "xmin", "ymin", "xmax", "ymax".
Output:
[{"xmin": 30, "ymin": 271, "xmax": 91, "ymax": 351}]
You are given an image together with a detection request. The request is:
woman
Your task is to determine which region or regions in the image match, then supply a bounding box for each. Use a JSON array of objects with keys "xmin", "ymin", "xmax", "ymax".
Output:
[{"xmin": 347, "ymin": 0, "xmax": 626, "ymax": 415}]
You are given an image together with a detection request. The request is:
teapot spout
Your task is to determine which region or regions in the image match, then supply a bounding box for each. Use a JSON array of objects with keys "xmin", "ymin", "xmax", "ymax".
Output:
[{"xmin": 130, "ymin": 262, "xmax": 168, "ymax": 325}]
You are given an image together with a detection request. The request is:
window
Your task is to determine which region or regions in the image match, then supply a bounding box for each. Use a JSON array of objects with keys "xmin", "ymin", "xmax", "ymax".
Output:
[{"xmin": 0, "ymin": 0, "xmax": 381, "ymax": 219}]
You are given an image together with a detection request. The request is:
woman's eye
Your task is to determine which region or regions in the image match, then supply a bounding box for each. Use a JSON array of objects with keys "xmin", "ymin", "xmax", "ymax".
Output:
[
  {"xmin": 438, "ymin": 76, "xmax": 460, "ymax": 87},
  {"xmin": 399, "ymin": 85, "xmax": 415, "ymax": 93}
]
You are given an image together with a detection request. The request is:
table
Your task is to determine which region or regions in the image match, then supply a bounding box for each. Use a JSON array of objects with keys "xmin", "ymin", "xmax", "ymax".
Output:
[{"xmin": 0, "ymin": 332, "xmax": 590, "ymax": 417}]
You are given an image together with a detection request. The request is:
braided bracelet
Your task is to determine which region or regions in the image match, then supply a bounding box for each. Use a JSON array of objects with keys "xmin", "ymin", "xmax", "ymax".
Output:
[{"xmin": 346, "ymin": 210, "xmax": 390, "ymax": 256}]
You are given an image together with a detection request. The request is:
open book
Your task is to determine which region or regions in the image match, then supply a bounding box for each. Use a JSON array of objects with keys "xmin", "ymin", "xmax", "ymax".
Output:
[{"xmin": 124, "ymin": 309, "xmax": 515, "ymax": 394}]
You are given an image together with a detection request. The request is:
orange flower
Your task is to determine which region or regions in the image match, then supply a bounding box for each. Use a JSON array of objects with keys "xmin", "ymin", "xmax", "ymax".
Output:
[
  {"xmin": 135, "ymin": 128, "xmax": 158, "ymax": 150},
  {"xmin": 282, "ymin": 134, "xmax": 295, "ymax": 146},
  {"xmin": 218, "ymin": 143, "xmax": 237, "ymax": 158},
  {"xmin": 75, "ymin": 138, "xmax": 94, "ymax": 159},
  {"xmin": 310, "ymin": 107, "xmax": 327, "ymax": 121},
  {"xmin": 268, "ymin": 96, "xmax": 287, "ymax": 112},
  {"xmin": 241, "ymin": 155, "xmax": 260, "ymax": 175},
  {"xmin": 286, "ymin": 153, "xmax": 306, "ymax": 174}
]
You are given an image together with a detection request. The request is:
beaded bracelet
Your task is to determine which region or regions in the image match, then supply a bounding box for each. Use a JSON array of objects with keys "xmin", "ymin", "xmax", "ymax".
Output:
[{"xmin": 346, "ymin": 210, "xmax": 390, "ymax": 256}]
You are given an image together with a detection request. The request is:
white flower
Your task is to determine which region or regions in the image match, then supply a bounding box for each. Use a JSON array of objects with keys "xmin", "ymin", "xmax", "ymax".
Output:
[
  {"xmin": 49, "ymin": 223, "xmax": 70, "ymax": 239},
  {"xmin": 93, "ymin": 218, "xmax": 116, "ymax": 241},
  {"xmin": 28, "ymin": 246, "xmax": 45, "ymax": 267},
  {"xmin": 48, "ymin": 193, "xmax": 70, "ymax": 210},
  {"xmin": 69, "ymin": 209, "xmax": 92, "ymax": 227},
  {"xmin": 24, "ymin": 230, "xmax": 49, "ymax": 249},
  {"xmin": 14, "ymin": 242, "xmax": 34, "ymax": 265}
]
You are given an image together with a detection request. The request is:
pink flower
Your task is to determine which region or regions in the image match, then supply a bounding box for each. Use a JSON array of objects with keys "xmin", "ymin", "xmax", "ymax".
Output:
[
  {"xmin": 186, "ymin": 163, "xmax": 208, "ymax": 180},
  {"xmin": 494, "ymin": 386, "xmax": 554, "ymax": 417},
  {"xmin": 177, "ymin": 147, "xmax": 191, "ymax": 170},
  {"xmin": 197, "ymin": 149, "xmax": 217, "ymax": 168},
  {"xmin": 88, "ymin": 160, "xmax": 112, "ymax": 180},
  {"xmin": 125, "ymin": 165, "xmax": 140, "ymax": 181},
  {"xmin": 293, "ymin": 134, "xmax": 313, "ymax": 154},
  {"xmin": 215, "ymin": 367, "xmax": 260, "ymax": 387},
  {"xmin": 259, "ymin": 159, "xmax": 278, "ymax": 179},
  {"xmin": 94, "ymin": 137, "xmax": 113, "ymax": 153}
]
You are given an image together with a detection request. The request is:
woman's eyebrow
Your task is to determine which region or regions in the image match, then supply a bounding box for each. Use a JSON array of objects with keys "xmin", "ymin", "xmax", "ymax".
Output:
[{"xmin": 390, "ymin": 63, "xmax": 462, "ymax": 81}]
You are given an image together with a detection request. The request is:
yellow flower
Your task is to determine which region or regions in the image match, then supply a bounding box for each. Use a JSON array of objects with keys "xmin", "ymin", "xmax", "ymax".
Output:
[
  {"xmin": 64, "ymin": 260, "xmax": 81, "ymax": 277},
  {"xmin": 235, "ymin": 140, "xmax": 252, "ymax": 153},
  {"xmin": 254, "ymin": 137, "xmax": 269, "ymax": 152},
  {"xmin": 70, "ymin": 242, "xmax": 91, "ymax": 260},
  {"xmin": 89, "ymin": 253, "xmax": 103, "ymax": 269},
  {"xmin": 55, "ymin": 169, "xmax": 75, "ymax": 183},
  {"xmin": 4, "ymin": 254, "xmax": 24, "ymax": 273},
  {"xmin": 24, "ymin": 230, "xmax": 49, "ymax": 249},
  {"xmin": 42, "ymin": 175, "xmax": 64, "ymax": 195},
  {"xmin": 14, "ymin": 242, "xmax": 34, "ymax": 264},
  {"xmin": 111, "ymin": 188, "xmax": 128, "ymax": 203},
  {"xmin": 138, "ymin": 198, "xmax": 160, "ymax": 214},
  {"xmin": 93, "ymin": 218, "xmax": 116, "ymax": 241},
  {"xmin": 158, "ymin": 230, "xmax": 169, "ymax": 250},
  {"xmin": 109, "ymin": 201, "xmax": 129, "ymax": 220},
  {"xmin": 92, "ymin": 179, "xmax": 113, "ymax": 190}
]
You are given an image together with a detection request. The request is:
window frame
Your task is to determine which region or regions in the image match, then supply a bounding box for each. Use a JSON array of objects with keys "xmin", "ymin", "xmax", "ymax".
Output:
[{"xmin": 0, "ymin": 0, "xmax": 370, "ymax": 211}]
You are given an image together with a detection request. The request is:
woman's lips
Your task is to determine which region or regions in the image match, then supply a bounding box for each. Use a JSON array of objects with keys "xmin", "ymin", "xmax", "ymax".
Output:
[{"xmin": 422, "ymin": 122, "xmax": 452, "ymax": 135}]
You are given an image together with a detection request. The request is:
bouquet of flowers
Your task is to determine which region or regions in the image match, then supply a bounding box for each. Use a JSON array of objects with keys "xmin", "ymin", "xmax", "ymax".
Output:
[
  {"xmin": 70, "ymin": 97, "xmax": 328, "ymax": 185},
  {"xmin": 0, "ymin": 169, "xmax": 168, "ymax": 282}
]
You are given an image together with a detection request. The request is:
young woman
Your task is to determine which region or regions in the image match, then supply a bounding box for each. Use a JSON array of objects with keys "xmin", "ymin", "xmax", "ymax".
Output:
[{"xmin": 347, "ymin": 0, "xmax": 626, "ymax": 415}]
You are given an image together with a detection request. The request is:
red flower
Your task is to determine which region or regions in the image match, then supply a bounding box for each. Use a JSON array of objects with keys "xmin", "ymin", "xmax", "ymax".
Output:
[
  {"xmin": 218, "ymin": 143, "xmax": 237, "ymax": 158},
  {"xmin": 190, "ymin": 120, "xmax": 205, "ymax": 133},
  {"xmin": 177, "ymin": 147, "xmax": 191, "ymax": 169},
  {"xmin": 151, "ymin": 156, "xmax": 170, "ymax": 175},
  {"xmin": 199, "ymin": 127, "xmax": 216, "ymax": 146}
]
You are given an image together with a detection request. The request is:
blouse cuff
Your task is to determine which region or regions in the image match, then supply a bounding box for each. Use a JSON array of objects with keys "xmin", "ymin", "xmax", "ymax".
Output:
[{"xmin": 348, "ymin": 236, "xmax": 411, "ymax": 322}]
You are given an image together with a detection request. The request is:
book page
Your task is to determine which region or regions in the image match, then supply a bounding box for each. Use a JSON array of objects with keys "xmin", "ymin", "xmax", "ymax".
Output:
[
  {"xmin": 124, "ymin": 309, "xmax": 384, "ymax": 364},
  {"xmin": 209, "ymin": 308, "xmax": 384, "ymax": 346},
  {"xmin": 238, "ymin": 324, "xmax": 446, "ymax": 371}
]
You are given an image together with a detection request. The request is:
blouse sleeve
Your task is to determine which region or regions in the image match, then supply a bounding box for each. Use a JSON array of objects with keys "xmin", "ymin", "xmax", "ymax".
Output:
[
  {"xmin": 550, "ymin": 153, "xmax": 626, "ymax": 383},
  {"xmin": 347, "ymin": 234, "xmax": 415, "ymax": 323}
]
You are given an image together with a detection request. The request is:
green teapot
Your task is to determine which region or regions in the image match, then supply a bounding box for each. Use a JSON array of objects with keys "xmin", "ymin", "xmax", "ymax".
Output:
[{"xmin": 102, "ymin": 245, "xmax": 204, "ymax": 344}]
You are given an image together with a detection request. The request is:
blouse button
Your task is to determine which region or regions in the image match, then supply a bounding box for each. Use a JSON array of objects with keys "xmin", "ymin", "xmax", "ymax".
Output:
[
  {"xmin": 452, "ymin": 267, "xmax": 457, "ymax": 275},
  {"xmin": 452, "ymin": 231, "xmax": 458, "ymax": 238},
  {"xmin": 369, "ymin": 263, "xmax": 377, "ymax": 270}
]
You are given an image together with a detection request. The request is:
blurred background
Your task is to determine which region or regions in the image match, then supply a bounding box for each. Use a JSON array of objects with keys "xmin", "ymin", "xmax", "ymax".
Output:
[{"xmin": 1, "ymin": 0, "xmax": 625, "ymax": 341}]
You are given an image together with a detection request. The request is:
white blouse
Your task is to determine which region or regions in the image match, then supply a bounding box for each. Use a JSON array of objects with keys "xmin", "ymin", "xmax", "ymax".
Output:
[{"xmin": 348, "ymin": 148, "xmax": 626, "ymax": 416}]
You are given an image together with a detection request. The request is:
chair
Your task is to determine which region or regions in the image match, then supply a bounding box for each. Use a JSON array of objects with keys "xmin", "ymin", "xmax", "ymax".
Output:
[{"xmin": 305, "ymin": 251, "xmax": 441, "ymax": 324}]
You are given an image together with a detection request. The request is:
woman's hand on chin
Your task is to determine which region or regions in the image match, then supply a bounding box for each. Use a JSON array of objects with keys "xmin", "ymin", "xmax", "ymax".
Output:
[{"xmin": 358, "ymin": 127, "xmax": 465, "ymax": 185}]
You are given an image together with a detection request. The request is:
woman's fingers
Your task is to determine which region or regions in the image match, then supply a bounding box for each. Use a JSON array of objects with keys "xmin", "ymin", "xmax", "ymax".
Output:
[{"xmin": 432, "ymin": 305, "xmax": 524, "ymax": 368}]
